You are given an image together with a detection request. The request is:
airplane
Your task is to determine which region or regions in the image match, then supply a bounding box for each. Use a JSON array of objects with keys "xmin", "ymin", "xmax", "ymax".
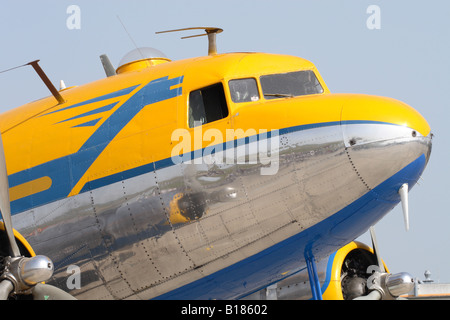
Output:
[{"xmin": 0, "ymin": 27, "xmax": 432, "ymax": 300}]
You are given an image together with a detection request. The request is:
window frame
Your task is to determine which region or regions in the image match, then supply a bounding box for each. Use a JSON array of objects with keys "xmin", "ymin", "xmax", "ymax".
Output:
[{"xmin": 188, "ymin": 82, "xmax": 230, "ymax": 128}]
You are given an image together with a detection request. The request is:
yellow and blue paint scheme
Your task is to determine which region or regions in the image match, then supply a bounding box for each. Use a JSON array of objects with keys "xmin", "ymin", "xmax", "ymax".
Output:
[
  {"xmin": 321, "ymin": 241, "xmax": 389, "ymax": 300},
  {"xmin": 242, "ymin": 241, "xmax": 390, "ymax": 300},
  {"xmin": 1, "ymin": 52, "xmax": 429, "ymax": 214},
  {"xmin": 0, "ymin": 48, "xmax": 432, "ymax": 300}
]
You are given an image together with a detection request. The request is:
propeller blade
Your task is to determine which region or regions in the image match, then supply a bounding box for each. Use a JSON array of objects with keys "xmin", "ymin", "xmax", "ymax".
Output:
[
  {"xmin": 32, "ymin": 283, "xmax": 77, "ymax": 300},
  {"xmin": 399, "ymin": 183, "xmax": 409, "ymax": 231},
  {"xmin": 369, "ymin": 226, "xmax": 385, "ymax": 273},
  {"xmin": 0, "ymin": 280, "xmax": 13, "ymax": 300},
  {"xmin": 0, "ymin": 133, "xmax": 20, "ymax": 257},
  {"xmin": 0, "ymin": 134, "xmax": 76, "ymax": 300}
]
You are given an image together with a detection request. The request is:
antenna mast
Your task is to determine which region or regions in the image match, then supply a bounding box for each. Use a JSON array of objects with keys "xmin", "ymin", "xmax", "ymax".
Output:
[
  {"xmin": 27, "ymin": 60, "xmax": 65, "ymax": 104},
  {"xmin": 156, "ymin": 27, "xmax": 223, "ymax": 56}
]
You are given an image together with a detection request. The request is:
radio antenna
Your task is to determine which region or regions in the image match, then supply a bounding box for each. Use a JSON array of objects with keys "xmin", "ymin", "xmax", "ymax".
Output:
[
  {"xmin": 156, "ymin": 27, "xmax": 223, "ymax": 56},
  {"xmin": 117, "ymin": 16, "xmax": 148, "ymax": 64},
  {"xmin": 27, "ymin": 60, "xmax": 65, "ymax": 104},
  {"xmin": 0, "ymin": 60, "xmax": 65, "ymax": 104}
]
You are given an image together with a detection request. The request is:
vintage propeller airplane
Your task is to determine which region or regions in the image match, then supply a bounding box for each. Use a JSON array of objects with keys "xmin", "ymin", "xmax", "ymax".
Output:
[{"xmin": 0, "ymin": 27, "xmax": 432, "ymax": 300}]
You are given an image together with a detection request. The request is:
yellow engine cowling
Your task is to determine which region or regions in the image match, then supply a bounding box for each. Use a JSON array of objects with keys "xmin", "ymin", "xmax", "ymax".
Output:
[
  {"xmin": 242, "ymin": 241, "xmax": 388, "ymax": 300},
  {"xmin": 322, "ymin": 241, "xmax": 388, "ymax": 300},
  {"xmin": 0, "ymin": 221, "xmax": 35, "ymax": 258}
]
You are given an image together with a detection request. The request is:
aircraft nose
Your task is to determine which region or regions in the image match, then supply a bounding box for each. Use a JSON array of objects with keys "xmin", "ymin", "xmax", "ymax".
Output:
[{"xmin": 341, "ymin": 95, "xmax": 432, "ymax": 191}]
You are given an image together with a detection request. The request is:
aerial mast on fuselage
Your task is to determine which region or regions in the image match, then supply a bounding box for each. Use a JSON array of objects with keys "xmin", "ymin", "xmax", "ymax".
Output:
[{"xmin": 156, "ymin": 27, "xmax": 223, "ymax": 56}]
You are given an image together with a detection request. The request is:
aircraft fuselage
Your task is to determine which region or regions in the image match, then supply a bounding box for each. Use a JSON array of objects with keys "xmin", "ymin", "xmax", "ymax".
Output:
[{"xmin": 2, "ymin": 52, "xmax": 431, "ymax": 299}]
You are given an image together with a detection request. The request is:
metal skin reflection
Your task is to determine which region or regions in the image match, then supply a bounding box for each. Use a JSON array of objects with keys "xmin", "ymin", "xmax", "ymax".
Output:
[{"xmin": 2, "ymin": 49, "xmax": 431, "ymax": 300}]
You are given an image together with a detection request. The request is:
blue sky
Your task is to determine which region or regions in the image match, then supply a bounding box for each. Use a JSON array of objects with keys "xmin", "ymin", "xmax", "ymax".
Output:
[{"xmin": 1, "ymin": 1, "xmax": 449, "ymax": 284}]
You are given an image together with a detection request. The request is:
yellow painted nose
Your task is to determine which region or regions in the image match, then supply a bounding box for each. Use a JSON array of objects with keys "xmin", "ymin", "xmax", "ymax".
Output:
[{"xmin": 340, "ymin": 94, "xmax": 430, "ymax": 137}]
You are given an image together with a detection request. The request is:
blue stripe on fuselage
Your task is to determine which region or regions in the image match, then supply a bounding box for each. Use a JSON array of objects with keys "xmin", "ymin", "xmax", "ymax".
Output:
[
  {"xmin": 9, "ymin": 118, "xmax": 396, "ymax": 215},
  {"xmin": 42, "ymin": 85, "xmax": 140, "ymax": 116},
  {"xmin": 9, "ymin": 76, "xmax": 184, "ymax": 214},
  {"xmin": 9, "ymin": 92, "xmax": 395, "ymax": 216},
  {"xmin": 80, "ymin": 120, "xmax": 399, "ymax": 194},
  {"xmin": 57, "ymin": 102, "xmax": 119, "ymax": 124}
]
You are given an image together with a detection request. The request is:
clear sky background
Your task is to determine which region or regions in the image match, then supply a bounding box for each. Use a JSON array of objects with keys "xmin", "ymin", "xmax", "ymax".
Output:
[{"xmin": 0, "ymin": 1, "xmax": 449, "ymax": 284}]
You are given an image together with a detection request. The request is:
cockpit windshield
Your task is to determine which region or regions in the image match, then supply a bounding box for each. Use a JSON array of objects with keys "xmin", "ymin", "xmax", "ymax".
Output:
[
  {"xmin": 260, "ymin": 70, "xmax": 323, "ymax": 99},
  {"xmin": 229, "ymin": 78, "xmax": 260, "ymax": 103}
]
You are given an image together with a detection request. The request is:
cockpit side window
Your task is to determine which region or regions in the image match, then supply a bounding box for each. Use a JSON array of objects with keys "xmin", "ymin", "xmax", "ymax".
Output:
[
  {"xmin": 229, "ymin": 78, "xmax": 260, "ymax": 103},
  {"xmin": 189, "ymin": 83, "xmax": 228, "ymax": 128},
  {"xmin": 260, "ymin": 70, "xmax": 324, "ymax": 99}
]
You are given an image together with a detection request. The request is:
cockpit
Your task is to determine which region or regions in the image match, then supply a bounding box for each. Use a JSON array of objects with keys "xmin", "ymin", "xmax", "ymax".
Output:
[
  {"xmin": 229, "ymin": 70, "xmax": 324, "ymax": 104},
  {"xmin": 188, "ymin": 68, "xmax": 325, "ymax": 128},
  {"xmin": 260, "ymin": 70, "xmax": 324, "ymax": 99}
]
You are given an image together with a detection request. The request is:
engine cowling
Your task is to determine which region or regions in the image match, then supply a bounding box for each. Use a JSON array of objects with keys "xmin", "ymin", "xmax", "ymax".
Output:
[
  {"xmin": 0, "ymin": 222, "xmax": 35, "ymax": 259},
  {"xmin": 243, "ymin": 241, "xmax": 400, "ymax": 300},
  {"xmin": 322, "ymin": 241, "xmax": 388, "ymax": 300}
]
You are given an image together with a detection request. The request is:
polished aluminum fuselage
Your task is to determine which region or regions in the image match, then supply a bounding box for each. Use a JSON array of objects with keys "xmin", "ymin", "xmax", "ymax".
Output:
[{"xmin": 12, "ymin": 118, "xmax": 431, "ymax": 299}]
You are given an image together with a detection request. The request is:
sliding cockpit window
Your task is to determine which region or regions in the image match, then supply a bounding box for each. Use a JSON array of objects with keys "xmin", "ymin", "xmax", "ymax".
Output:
[
  {"xmin": 260, "ymin": 70, "xmax": 324, "ymax": 99},
  {"xmin": 189, "ymin": 83, "xmax": 229, "ymax": 128},
  {"xmin": 229, "ymin": 78, "xmax": 260, "ymax": 103}
]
